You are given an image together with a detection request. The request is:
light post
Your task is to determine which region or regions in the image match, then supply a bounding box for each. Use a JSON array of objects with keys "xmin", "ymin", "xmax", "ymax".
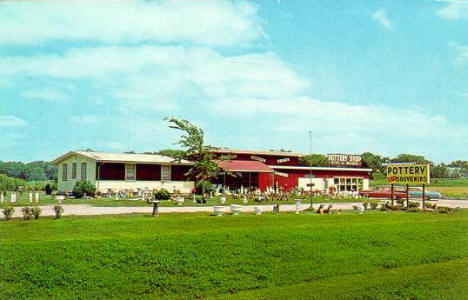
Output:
[{"xmin": 309, "ymin": 130, "xmax": 313, "ymax": 208}]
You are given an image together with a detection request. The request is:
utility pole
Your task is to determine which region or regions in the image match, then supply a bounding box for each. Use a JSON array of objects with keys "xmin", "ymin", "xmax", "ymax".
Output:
[{"xmin": 309, "ymin": 130, "xmax": 312, "ymax": 192}]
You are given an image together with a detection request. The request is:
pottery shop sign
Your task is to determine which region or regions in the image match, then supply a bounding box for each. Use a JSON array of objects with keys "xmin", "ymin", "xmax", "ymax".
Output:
[
  {"xmin": 327, "ymin": 154, "xmax": 362, "ymax": 167},
  {"xmin": 386, "ymin": 164, "xmax": 430, "ymax": 185}
]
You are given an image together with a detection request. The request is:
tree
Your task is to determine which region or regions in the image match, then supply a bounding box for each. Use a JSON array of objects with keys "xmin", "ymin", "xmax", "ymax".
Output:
[
  {"xmin": 157, "ymin": 149, "xmax": 187, "ymax": 160},
  {"xmin": 448, "ymin": 160, "xmax": 468, "ymax": 169},
  {"xmin": 165, "ymin": 117, "xmax": 220, "ymax": 200},
  {"xmin": 431, "ymin": 163, "xmax": 449, "ymax": 178},
  {"xmin": 391, "ymin": 154, "xmax": 430, "ymax": 164},
  {"xmin": 361, "ymin": 152, "xmax": 384, "ymax": 174},
  {"xmin": 299, "ymin": 154, "xmax": 328, "ymax": 166}
]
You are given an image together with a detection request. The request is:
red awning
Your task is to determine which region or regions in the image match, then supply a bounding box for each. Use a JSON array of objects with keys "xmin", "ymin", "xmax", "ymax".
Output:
[{"xmin": 216, "ymin": 160, "xmax": 273, "ymax": 173}]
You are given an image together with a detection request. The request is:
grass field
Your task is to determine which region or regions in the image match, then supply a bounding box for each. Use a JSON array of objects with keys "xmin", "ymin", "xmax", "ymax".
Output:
[
  {"xmin": 1, "ymin": 211, "xmax": 467, "ymax": 299},
  {"xmin": 0, "ymin": 193, "xmax": 358, "ymax": 208},
  {"xmin": 429, "ymin": 187, "xmax": 468, "ymax": 200}
]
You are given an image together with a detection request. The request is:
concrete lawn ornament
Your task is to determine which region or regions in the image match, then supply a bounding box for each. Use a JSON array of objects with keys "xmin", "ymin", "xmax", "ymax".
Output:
[
  {"xmin": 11, "ymin": 193, "xmax": 16, "ymax": 203},
  {"xmin": 35, "ymin": 192, "xmax": 40, "ymax": 202},
  {"xmin": 29, "ymin": 192, "xmax": 33, "ymax": 203}
]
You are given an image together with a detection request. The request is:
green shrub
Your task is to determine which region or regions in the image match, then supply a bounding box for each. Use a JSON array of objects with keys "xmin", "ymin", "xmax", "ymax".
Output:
[
  {"xmin": 408, "ymin": 201, "xmax": 420, "ymax": 208},
  {"xmin": 362, "ymin": 200, "xmax": 369, "ymax": 210},
  {"xmin": 196, "ymin": 180, "xmax": 212, "ymax": 195},
  {"xmin": 0, "ymin": 174, "xmax": 47, "ymax": 191},
  {"xmin": 396, "ymin": 197, "xmax": 405, "ymax": 206},
  {"xmin": 31, "ymin": 206, "xmax": 42, "ymax": 219},
  {"xmin": 45, "ymin": 183, "xmax": 53, "ymax": 195},
  {"xmin": 437, "ymin": 206, "xmax": 453, "ymax": 214},
  {"xmin": 72, "ymin": 180, "xmax": 96, "ymax": 198},
  {"xmin": 21, "ymin": 206, "xmax": 32, "ymax": 220},
  {"xmin": 380, "ymin": 201, "xmax": 391, "ymax": 211},
  {"xmin": 54, "ymin": 205, "xmax": 64, "ymax": 219},
  {"xmin": 2, "ymin": 206, "xmax": 14, "ymax": 221},
  {"xmin": 154, "ymin": 189, "xmax": 171, "ymax": 200},
  {"xmin": 369, "ymin": 200, "xmax": 379, "ymax": 210},
  {"xmin": 425, "ymin": 202, "xmax": 437, "ymax": 209}
]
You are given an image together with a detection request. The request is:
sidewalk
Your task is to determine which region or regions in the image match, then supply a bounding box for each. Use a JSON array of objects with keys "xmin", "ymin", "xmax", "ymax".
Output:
[{"xmin": 9, "ymin": 200, "xmax": 467, "ymax": 218}]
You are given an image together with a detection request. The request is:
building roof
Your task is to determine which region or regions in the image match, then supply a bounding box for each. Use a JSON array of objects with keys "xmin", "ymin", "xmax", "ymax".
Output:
[
  {"xmin": 51, "ymin": 151, "xmax": 192, "ymax": 165},
  {"xmin": 270, "ymin": 165, "xmax": 372, "ymax": 172},
  {"xmin": 216, "ymin": 160, "xmax": 274, "ymax": 173},
  {"xmin": 211, "ymin": 148, "xmax": 306, "ymax": 157}
]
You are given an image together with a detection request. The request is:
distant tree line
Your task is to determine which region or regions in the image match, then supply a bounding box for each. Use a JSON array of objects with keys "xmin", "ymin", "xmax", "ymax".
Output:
[{"xmin": 0, "ymin": 161, "xmax": 57, "ymax": 181}]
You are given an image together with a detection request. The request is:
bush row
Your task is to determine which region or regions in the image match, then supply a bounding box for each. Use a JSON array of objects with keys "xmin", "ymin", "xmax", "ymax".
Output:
[{"xmin": 0, "ymin": 174, "xmax": 53, "ymax": 192}]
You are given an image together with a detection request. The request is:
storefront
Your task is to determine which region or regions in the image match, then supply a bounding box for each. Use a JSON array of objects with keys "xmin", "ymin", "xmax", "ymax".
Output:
[{"xmin": 212, "ymin": 149, "xmax": 372, "ymax": 194}]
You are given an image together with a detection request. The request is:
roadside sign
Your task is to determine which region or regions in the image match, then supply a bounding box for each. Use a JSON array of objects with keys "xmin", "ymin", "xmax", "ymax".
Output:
[
  {"xmin": 386, "ymin": 163, "xmax": 430, "ymax": 185},
  {"xmin": 327, "ymin": 154, "xmax": 362, "ymax": 167}
]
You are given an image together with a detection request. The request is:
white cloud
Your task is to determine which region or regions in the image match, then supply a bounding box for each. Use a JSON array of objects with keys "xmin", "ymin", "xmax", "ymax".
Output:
[
  {"xmin": 2, "ymin": 46, "xmax": 307, "ymax": 113},
  {"xmin": 0, "ymin": 1, "xmax": 466, "ymax": 161},
  {"xmin": 210, "ymin": 96, "xmax": 468, "ymax": 157},
  {"xmin": 437, "ymin": 2, "xmax": 468, "ymax": 20},
  {"xmin": 0, "ymin": 0, "xmax": 264, "ymax": 47},
  {"xmin": 2, "ymin": 43, "xmax": 467, "ymax": 159},
  {"xmin": 372, "ymin": 10, "xmax": 392, "ymax": 29},
  {"xmin": 0, "ymin": 115, "xmax": 28, "ymax": 127},
  {"xmin": 21, "ymin": 89, "xmax": 67, "ymax": 102}
]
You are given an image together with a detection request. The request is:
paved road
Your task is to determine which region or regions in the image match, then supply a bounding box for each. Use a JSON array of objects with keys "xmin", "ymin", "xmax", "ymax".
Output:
[{"xmin": 8, "ymin": 200, "xmax": 467, "ymax": 219}]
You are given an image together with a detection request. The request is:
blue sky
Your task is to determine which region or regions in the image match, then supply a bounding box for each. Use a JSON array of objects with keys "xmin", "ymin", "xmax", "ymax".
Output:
[{"xmin": 1, "ymin": 0, "xmax": 467, "ymax": 163}]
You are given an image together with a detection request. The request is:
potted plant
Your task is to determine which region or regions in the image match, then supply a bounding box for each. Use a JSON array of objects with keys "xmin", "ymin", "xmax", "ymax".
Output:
[
  {"xmin": 254, "ymin": 206, "xmax": 262, "ymax": 215},
  {"xmin": 220, "ymin": 194, "xmax": 227, "ymax": 204},
  {"xmin": 213, "ymin": 206, "xmax": 224, "ymax": 216},
  {"xmin": 230, "ymin": 204, "xmax": 242, "ymax": 215},
  {"xmin": 172, "ymin": 189, "xmax": 184, "ymax": 206},
  {"xmin": 294, "ymin": 198, "xmax": 302, "ymax": 214}
]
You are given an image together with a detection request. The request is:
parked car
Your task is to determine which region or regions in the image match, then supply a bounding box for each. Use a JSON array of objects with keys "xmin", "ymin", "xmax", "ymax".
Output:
[
  {"xmin": 408, "ymin": 187, "xmax": 441, "ymax": 200},
  {"xmin": 360, "ymin": 185, "xmax": 441, "ymax": 200},
  {"xmin": 359, "ymin": 185, "xmax": 407, "ymax": 200}
]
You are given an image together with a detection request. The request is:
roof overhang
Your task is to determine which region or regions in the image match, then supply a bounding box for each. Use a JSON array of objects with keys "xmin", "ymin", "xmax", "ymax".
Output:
[
  {"xmin": 211, "ymin": 148, "xmax": 305, "ymax": 157},
  {"xmin": 51, "ymin": 151, "xmax": 193, "ymax": 165},
  {"xmin": 270, "ymin": 165, "xmax": 372, "ymax": 172}
]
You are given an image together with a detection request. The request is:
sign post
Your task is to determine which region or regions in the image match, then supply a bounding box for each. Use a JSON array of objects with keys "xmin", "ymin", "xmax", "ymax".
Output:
[
  {"xmin": 405, "ymin": 184, "xmax": 409, "ymax": 209},
  {"xmin": 391, "ymin": 184, "xmax": 394, "ymax": 207},
  {"xmin": 386, "ymin": 163, "xmax": 430, "ymax": 209},
  {"xmin": 422, "ymin": 184, "xmax": 426, "ymax": 210}
]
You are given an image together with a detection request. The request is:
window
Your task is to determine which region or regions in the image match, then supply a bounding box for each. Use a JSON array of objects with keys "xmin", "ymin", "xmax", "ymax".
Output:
[
  {"xmin": 62, "ymin": 164, "xmax": 68, "ymax": 181},
  {"xmin": 72, "ymin": 163, "xmax": 77, "ymax": 179},
  {"xmin": 81, "ymin": 163, "xmax": 87, "ymax": 180},
  {"xmin": 125, "ymin": 164, "xmax": 136, "ymax": 181},
  {"xmin": 334, "ymin": 177, "xmax": 364, "ymax": 192},
  {"xmin": 161, "ymin": 165, "xmax": 171, "ymax": 181}
]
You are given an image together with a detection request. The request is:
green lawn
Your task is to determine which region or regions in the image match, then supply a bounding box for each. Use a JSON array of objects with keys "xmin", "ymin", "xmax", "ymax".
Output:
[{"xmin": 1, "ymin": 211, "xmax": 467, "ymax": 299}]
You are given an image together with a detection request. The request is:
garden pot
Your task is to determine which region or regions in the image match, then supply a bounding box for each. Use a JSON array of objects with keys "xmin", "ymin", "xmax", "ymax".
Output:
[
  {"xmin": 55, "ymin": 195, "xmax": 65, "ymax": 204},
  {"xmin": 220, "ymin": 196, "xmax": 227, "ymax": 204},
  {"xmin": 254, "ymin": 206, "xmax": 262, "ymax": 215},
  {"xmin": 213, "ymin": 206, "xmax": 224, "ymax": 216},
  {"xmin": 295, "ymin": 199, "xmax": 302, "ymax": 214},
  {"xmin": 176, "ymin": 196, "xmax": 184, "ymax": 206},
  {"xmin": 231, "ymin": 204, "xmax": 242, "ymax": 215},
  {"xmin": 357, "ymin": 206, "xmax": 365, "ymax": 214}
]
